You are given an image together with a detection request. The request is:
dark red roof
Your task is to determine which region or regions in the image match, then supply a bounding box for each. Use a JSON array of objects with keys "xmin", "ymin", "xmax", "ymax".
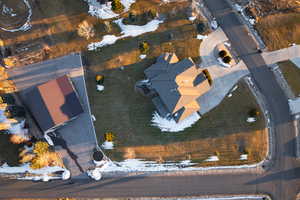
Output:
[{"xmin": 24, "ymin": 75, "xmax": 84, "ymax": 132}]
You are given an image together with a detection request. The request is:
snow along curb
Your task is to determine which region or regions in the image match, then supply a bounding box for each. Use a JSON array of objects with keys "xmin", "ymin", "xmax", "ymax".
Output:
[
  {"xmin": 0, "ymin": 0, "xmax": 32, "ymax": 32},
  {"xmin": 122, "ymin": 194, "xmax": 271, "ymax": 200}
]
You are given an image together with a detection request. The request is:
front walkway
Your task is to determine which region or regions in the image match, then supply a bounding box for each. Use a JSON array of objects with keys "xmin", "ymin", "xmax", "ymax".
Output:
[
  {"xmin": 7, "ymin": 53, "xmax": 99, "ymax": 178},
  {"xmin": 262, "ymin": 45, "xmax": 300, "ymax": 65},
  {"xmin": 197, "ymin": 28, "xmax": 249, "ymax": 114}
]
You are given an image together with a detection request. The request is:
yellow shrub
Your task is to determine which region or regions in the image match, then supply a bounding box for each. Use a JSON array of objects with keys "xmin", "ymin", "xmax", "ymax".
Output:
[
  {"xmin": 19, "ymin": 153, "xmax": 35, "ymax": 163},
  {"xmin": 33, "ymin": 141, "xmax": 49, "ymax": 155},
  {"xmin": 10, "ymin": 134, "xmax": 29, "ymax": 144},
  {"xmin": 30, "ymin": 152, "xmax": 64, "ymax": 169}
]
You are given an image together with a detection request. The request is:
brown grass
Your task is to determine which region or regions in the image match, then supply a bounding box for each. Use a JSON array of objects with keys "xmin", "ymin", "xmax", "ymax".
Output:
[
  {"xmin": 278, "ymin": 60, "xmax": 300, "ymax": 96},
  {"xmin": 255, "ymin": 12, "xmax": 300, "ymax": 50}
]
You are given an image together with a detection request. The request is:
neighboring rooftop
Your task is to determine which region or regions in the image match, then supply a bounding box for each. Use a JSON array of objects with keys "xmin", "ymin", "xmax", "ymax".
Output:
[
  {"xmin": 145, "ymin": 53, "xmax": 212, "ymax": 122},
  {"xmin": 23, "ymin": 75, "xmax": 84, "ymax": 133},
  {"xmin": 7, "ymin": 53, "xmax": 98, "ymax": 177}
]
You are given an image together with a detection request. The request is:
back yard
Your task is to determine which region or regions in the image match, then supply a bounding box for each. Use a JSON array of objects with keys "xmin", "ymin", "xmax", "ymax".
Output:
[{"xmin": 87, "ymin": 63, "xmax": 267, "ymax": 166}]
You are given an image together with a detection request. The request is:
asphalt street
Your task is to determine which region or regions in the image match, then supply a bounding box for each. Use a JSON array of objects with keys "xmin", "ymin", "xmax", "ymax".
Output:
[{"xmin": 0, "ymin": 0, "xmax": 300, "ymax": 199}]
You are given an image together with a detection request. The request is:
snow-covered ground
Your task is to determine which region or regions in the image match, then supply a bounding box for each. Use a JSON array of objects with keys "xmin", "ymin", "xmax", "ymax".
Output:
[
  {"xmin": 217, "ymin": 57, "xmax": 231, "ymax": 68},
  {"xmin": 151, "ymin": 111, "xmax": 201, "ymax": 132},
  {"xmin": 0, "ymin": 163, "xmax": 70, "ymax": 181},
  {"xmin": 101, "ymin": 141, "xmax": 114, "ymax": 149},
  {"xmin": 0, "ymin": 0, "xmax": 32, "ymax": 32},
  {"xmin": 197, "ymin": 34, "xmax": 208, "ymax": 40},
  {"xmin": 240, "ymin": 154, "xmax": 248, "ymax": 160},
  {"xmin": 84, "ymin": 0, "xmax": 135, "ymax": 19},
  {"xmin": 92, "ymin": 158, "xmax": 264, "ymax": 173},
  {"xmin": 0, "ymin": 109, "xmax": 29, "ymax": 140},
  {"xmin": 88, "ymin": 18, "xmax": 164, "ymax": 50},
  {"xmin": 204, "ymin": 156, "xmax": 219, "ymax": 162},
  {"xmin": 246, "ymin": 117, "xmax": 256, "ymax": 123},
  {"xmin": 233, "ymin": 4, "xmax": 256, "ymax": 25},
  {"xmin": 139, "ymin": 54, "xmax": 147, "ymax": 59}
]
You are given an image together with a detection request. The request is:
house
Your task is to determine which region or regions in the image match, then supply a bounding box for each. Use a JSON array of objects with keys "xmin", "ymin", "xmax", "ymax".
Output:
[
  {"xmin": 143, "ymin": 53, "xmax": 213, "ymax": 122},
  {"xmin": 22, "ymin": 75, "xmax": 84, "ymax": 133}
]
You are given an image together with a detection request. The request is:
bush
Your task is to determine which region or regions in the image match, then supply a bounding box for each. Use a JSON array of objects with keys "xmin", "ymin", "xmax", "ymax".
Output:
[
  {"xmin": 197, "ymin": 22, "xmax": 207, "ymax": 33},
  {"xmin": 5, "ymin": 105, "xmax": 26, "ymax": 118},
  {"xmin": 248, "ymin": 108, "xmax": 260, "ymax": 118},
  {"xmin": 33, "ymin": 141, "xmax": 49, "ymax": 155},
  {"xmin": 139, "ymin": 41, "xmax": 150, "ymax": 54},
  {"xmin": 77, "ymin": 20, "xmax": 95, "ymax": 40},
  {"xmin": 222, "ymin": 56, "xmax": 232, "ymax": 63},
  {"xmin": 218, "ymin": 50, "xmax": 227, "ymax": 58},
  {"xmin": 0, "ymin": 94, "xmax": 15, "ymax": 104},
  {"xmin": 96, "ymin": 75, "xmax": 104, "ymax": 85},
  {"xmin": 111, "ymin": 0, "xmax": 124, "ymax": 13}
]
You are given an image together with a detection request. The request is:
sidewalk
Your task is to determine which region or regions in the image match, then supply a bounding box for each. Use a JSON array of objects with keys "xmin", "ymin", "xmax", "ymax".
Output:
[
  {"xmin": 262, "ymin": 45, "xmax": 300, "ymax": 65},
  {"xmin": 7, "ymin": 53, "xmax": 99, "ymax": 178}
]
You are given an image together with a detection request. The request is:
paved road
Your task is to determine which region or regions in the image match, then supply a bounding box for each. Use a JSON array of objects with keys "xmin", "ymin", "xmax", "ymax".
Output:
[{"xmin": 0, "ymin": 0, "xmax": 300, "ymax": 199}]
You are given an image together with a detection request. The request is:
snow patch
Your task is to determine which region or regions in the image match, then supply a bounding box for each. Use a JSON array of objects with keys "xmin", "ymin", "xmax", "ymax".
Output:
[
  {"xmin": 88, "ymin": 35, "xmax": 119, "ymax": 50},
  {"xmin": 0, "ymin": 0, "xmax": 32, "ymax": 32},
  {"xmin": 151, "ymin": 111, "xmax": 200, "ymax": 132},
  {"xmin": 96, "ymin": 84, "xmax": 105, "ymax": 92},
  {"xmin": 240, "ymin": 154, "xmax": 248, "ymax": 160},
  {"xmin": 211, "ymin": 20, "xmax": 218, "ymax": 30},
  {"xmin": 246, "ymin": 117, "xmax": 256, "ymax": 123},
  {"xmin": 101, "ymin": 141, "xmax": 114, "ymax": 150},
  {"xmin": 84, "ymin": 0, "xmax": 135, "ymax": 19},
  {"xmin": 88, "ymin": 18, "xmax": 164, "ymax": 50},
  {"xmin": 91, "ymin": 114, "xmax": 96, "ymax": 121},
  {"xmin": 44, "ymin": 133, "xmax": 54, "ymax": 146},
  {"xmin": 0, "ymin": 163, "xmax": 70, "ymax": 181},
  {"xmin": 217, "ymin": 57, "xmax": 231, "ymax": 68},
  {"xmin": 197, "ymin": 34, "xmax": 208, "ymax": 40},
  {"xmin": 189, "ymin": 16, "xmax": 196, "ymax": 21},
  {"xmin": 87, "ymin": 168, "xmax": 102, "ymax": 180},
  {"xmin": 139, "ymin": 54, "xmax": 147, "ymax": 59},
  {"xmin": 227, "ymin": 93, "xmax": 232, "ymax": 98},
  {"xmin": 204, "ymin": 156, "xmax": 219, "ymax": 162}
]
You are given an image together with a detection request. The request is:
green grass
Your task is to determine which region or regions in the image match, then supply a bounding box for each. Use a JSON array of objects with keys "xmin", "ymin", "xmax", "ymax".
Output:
[
  {"xmin": 87, "ymin": 62, "xmax": 267, "ymax": 166},
  {"xmin": 278, "ymin": 60, "xmax": 300, "ymax": 96}
]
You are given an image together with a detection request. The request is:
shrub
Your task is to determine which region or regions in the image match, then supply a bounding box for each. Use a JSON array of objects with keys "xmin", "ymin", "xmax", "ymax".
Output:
[
  {"xmin": 33, "ymin": 141, "xmax": 49, "ymax": 155},
  {"xmin": 139, "ymin": 41, "xmax": 150, "ymax": 54},
  {"xmin": 30, "ymin": 151, "xmax": 63, "ymax": 169},
  {"xmin": 5, "ymin": 105, "xmax": 26, "ymax": 118},
  {"xmin": 248, "ymin": 108, "xmax": 260, "ymax": 118},
  {"xmin": 0, "ymin": 94, "xmax": 15, "ymax": 104},
  {"xmin": 96, "ymin": 75, "xmax": 104, "ymax": 85},
  {"xmin": 111, "ymin": 0, "xmax": 124, "ymax": 13},
  {"xmin": 222, "ymin": 56, "xmax": 232, "ymax": 63},
  {"xmin": 197, "ymin": 22, "xmax": 207, "ymax": 33},
  {"xmin": 10, "ymin": 134, "xmax": 29, "ymax": 144},
  {"xmin": 218, "ymin": 50, "xmax": 227, "ymax": 58},
  {"xmin": 77, "ymin": 20, "xmax": 95, "ymax": 40}
]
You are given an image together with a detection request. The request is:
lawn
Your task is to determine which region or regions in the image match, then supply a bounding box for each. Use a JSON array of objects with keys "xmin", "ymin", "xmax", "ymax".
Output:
[
  {"xmin": 87, "ymin": 63, "xmax": 267, "ymax": 166},
  {"xmin": 255, "ymin": 12, "xmax": 300, "ymax": 50},
  {"xmin": 278, "ymin": 60, "xmax": 300, "ymax": 97}
]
